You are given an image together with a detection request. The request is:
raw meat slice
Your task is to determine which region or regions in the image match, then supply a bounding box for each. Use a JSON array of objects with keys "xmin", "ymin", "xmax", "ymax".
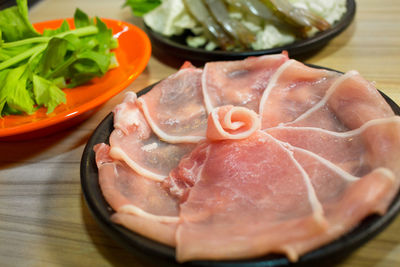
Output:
[
  {"xmin": 174, "ymin": 131, "xmax": 327, "ymax": 262},
  {"xmin": 266, "ymin": 125, "xmax": 367, "ymax": 175},
  {"xmin": 94, "ymin": 143, "xmax": 179, "ymax": 218},
  {"xmin": 266, "ymin": 116, "xmax": 400, "ymax": 255},
  {"xmin": 165, "ymin": 105, "xmax": 260, "ymax": 200},
  {"xmin": 174, "ymin": 115, "xmax": 400, "ymax": 261},
  {"xmin": 328, "ymin": 71, "xmax": 395, "ymax": 130},
  {"xmin": 202, "ymin": 53, "xmax": 289, "ymax": 113},
  {"xmin": 266, "ymin": 116, "xmax": 400, "ymax": 177},
  {"xmin": 137, "ymin": 67, "xmax": 207, "ymax": 143},
  {"xmin": 296, "ymin": 168, "xmax": 396, "ymax": 255},
  {"xmin": 163, "ymin": 142, "xmax": 210, "ymax": 201},
  {"xmin": 93, "ymin": 54, "xmax": 400, "ymax": 263},
  {"xmin": 207, "ymin": 105, "xmax": 260, "ymax": 141},
  {"xmin": 259, "ymin": 60, "xmax": 340, "ymax": 129},
  {"xmin": 94, "ymin": 143, "xmax": 179, "ymax": 246},
  {"xmin": 285, "ymin": 71, "xmax": 394, "ymax": 131},
  {"xmin": 111, "ymin": 213, "xmax": 178, "ymax": 246},
  {"xmin": 113, "ymin": 91, "xmax": 150, "ymax": 137},
  {"xmin": 179, "ymin": 61, "xmax": 196, "ymax": 69},
  {"xmin": 271, "ymin": 138, "xmax": 397, "ymax": 256},
  {"xmin": 110, "ymin": 92, "xmax": 195, "ymax": 181}
]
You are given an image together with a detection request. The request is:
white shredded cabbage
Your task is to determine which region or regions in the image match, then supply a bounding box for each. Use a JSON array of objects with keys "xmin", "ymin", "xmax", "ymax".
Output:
[
  {"xmin": 252, "ymin": 24, "xmax": 296, "ymax": 50},
  {"xmin": 290, "ymin": 0, "xmax": 347, "ymax": 25},
  {"xmin": 143, "ymin": 0, "xmax": 197, "ymax": 36}
]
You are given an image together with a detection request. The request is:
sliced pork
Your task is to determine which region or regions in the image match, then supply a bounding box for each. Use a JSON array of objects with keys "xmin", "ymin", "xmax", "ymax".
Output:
[
  {"xmin": 202, "ymin": 53, "xmax": 289, "ymax": 113},
  {"xmin": 93, "ymin": 54, "xmax": 400, "ymax": 264},
  {"xmin": 174, "ymin": 116, "xmax": 400, "ymax": 261},
  {"xmin": 275, "ymin": 140, "xmax": 396, "ymax": 257},
  {"xmin": 264, "ymin": 117, "xmax": 400, "ymax": 255},
  {"xmin": 109, "ymin": 92, "xmax": 195, "ymax": 181},
  {"xmin": 137, "ymin": 66, "xmax": 208, "ymax": 143},
  {"xmin": 165, "ymin": 105, "xmax": 261, "ymax": 200},
  {"xmin": 163, "ymin": 142, "xmax": 209, "ymax": 202},
  {"xmin": 94, "ymin": 143, "xmax": 180, "ymax": 246},
  {"xmin": 259, "ymin": 60, "xmax": 340, "ymax": 129},
  {"xmin": 111, "ymin": 213, "xmax": 178, "ymax": 247},
  {"xmin": 285, "ymin": 71, "xmax": 394, "ymax": 131},
  {"xmin": 267, "ymin": 117, "xmax": 400, "ymax": 176},
  {"xmin": 175, "ymin": 131, "xmax": 327, "ymax": 262},
  {"xmin": 207, "ymin": 105, "xmax": 260, "ymax": 141}
]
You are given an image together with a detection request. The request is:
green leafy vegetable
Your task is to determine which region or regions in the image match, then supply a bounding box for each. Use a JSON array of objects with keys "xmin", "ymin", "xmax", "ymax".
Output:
[
  {"xmin": 42, "ymin": 20, "xmax": 70, "ymax": 37},
  {"xmin": 74, "ymin": 8, "xmax": 91, "ymax": 28},
  {"xmin": 0, "ymin": 0, "xmax": 39, "ymax": 42},
  {"xmin": 32, "ymin": 74, "xmax": 66, "ymax": 114},
  {"xmin": 0, "ymin": 0, "xmax": 118, "ymax": 116},
  {"xmin": 0, "ymin": 64, "xmax": 35, "ymax": 115},
  {"xmin": 124, "ymin": 0, "xmax": 161, "ymax": 17}
]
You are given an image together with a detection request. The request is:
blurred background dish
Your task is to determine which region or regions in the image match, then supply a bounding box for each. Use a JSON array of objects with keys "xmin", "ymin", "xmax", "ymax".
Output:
[
  {"xmin": 0, "ymin": 18, "xmax": 151, "ymax": 140},
  {"xmin": 143, "ymin": 0, "xmax": 355, "ymax": 62}
]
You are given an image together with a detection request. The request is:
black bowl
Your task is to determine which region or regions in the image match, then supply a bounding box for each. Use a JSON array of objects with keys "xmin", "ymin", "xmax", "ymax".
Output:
[
  {"xmin": 81, "ymin": 65, "xmax": 400, "ymax": 266},
  {"xmin": 144, "ymin": 0, "xmax": 356, "ymax": 62}
]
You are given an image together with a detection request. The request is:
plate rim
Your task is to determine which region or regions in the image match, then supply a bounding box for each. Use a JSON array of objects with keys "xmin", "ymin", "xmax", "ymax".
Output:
[
  {"xmin": 144, "ymin": 0, "xmax": 356, "ymax": 61},
  {"xmin": 0, "ymin": 18, "xmax": 151, "ymax": 138},
  {"xmin": 80, "ymin": 64, "xmax": 400, "ymax": 266}
]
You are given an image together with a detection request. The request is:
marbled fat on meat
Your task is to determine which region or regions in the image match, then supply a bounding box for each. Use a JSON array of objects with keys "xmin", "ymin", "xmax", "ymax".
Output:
[
  {"xmin": 284, "ymin": 71, "xmax": 394, "ymax": 131},
  {"xmin": 175, "ymin": 131, "xmax": 327, "ymax": 262},
  {"xmin": 137, "ymin": 66, "xmax": 208, "ymax": 143},
  {"xmin": 259, "ymin": 59, "xmax": 340, "ymax": 129},
  {"xmin": 94, "ymin": 143, "xmax": 180, "ymax": 246},
  {"xmin": 202, "ymin": 53, "xmax": 289, "ymax": 113},
  {"xmin": 109, "ymin": 92, "xmax": 195, "ymax": 181}
]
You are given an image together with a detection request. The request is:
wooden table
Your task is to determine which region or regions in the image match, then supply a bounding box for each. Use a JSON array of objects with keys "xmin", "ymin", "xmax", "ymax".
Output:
[{"xmin": 1, "ymin": 0, "xmax": 399, "ymax": 266}]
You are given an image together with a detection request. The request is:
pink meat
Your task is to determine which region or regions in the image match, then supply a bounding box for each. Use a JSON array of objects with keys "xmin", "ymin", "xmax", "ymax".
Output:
[
  {"xmin": 173, "ymin": 116, "xmax": 400, "ymax": 261},
  {"xmin": 163, "ymin": 142, "xmax": 209, "ymax": 202},
  {"xmin": 111, "ymin": 213, "xmax": 178, "ymax": 246},
  {"xmin": 264, "ymin": 117, "xmax": 400, "ymax": 254},
  {"xmin": 109, "ymin": 92, "xmax": 195, "ymax": 181},
  {"xmin": 95, "ymin": 143, "xmax": 179, "ymax": 216},
  {"xmin": 260, "ymin": 60, "xmax": 340, "ymax": 129},
  {"xmin": 137, "ymin": 66, "xmax": 207, "ymax": 143},
  {"xmin": 174, "ymin": 131, "xmax": 327, "ymax": 262},
  {"xmin": 93, "ymin": 55, "xmax": 400, "ymax": 263},
  {"xmin": 94, "ymin": 143, "xmax": 180, "ymax": 246},
  {"xmin": 206, "ymin": 105, "xmax": 260, "ymax": 141},
  {"xmin": 266, "ymin": 126, "xmax": 369, "ymax": 175},
  {"xmin": 328, "ymin": 71, "xmax": 395, "ymax": 129},
  {"xmin": 282, "ymin": 144, "xmax": 396, "ymax": 256},
  {"xmin": 267, "ymin": 117, "xmax": 400, "ymax": 177},
  {"xmin": 285, "ymin": 71, "xmax": 394, "ymax": 131},
  {"xmin": 270, "ymin": 117, "xmax": 400, "ymax": 210},
  {"xmin": 202, "ymin": 53, "xmax": 289, "ymax": 113}
]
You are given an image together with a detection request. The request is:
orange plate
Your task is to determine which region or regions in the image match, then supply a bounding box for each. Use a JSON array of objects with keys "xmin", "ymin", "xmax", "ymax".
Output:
[{"xmin": 0, "ymin": 18, "xmax": 151, "ymax": 140}]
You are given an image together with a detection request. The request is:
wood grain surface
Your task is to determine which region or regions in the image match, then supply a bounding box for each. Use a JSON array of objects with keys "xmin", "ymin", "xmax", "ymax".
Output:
[{"xmin": 1, "ymin": 0, "xmax": 399, "ymax": 266}]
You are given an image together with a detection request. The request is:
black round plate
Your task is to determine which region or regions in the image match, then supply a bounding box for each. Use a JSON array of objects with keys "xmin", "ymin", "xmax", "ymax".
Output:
[
  {"xmin": 81, "ymin": 66, "xmax": 400, "ymax": 266},
  {"xmin": 144, "ymin": 0, "xmax": 356, "ymax": 62}
]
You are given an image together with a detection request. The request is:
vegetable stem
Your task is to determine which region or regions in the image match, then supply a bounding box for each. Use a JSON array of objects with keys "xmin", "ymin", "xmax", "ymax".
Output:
[
  {"xmin": 55, "ymin": 25, "xmax": 99, "ymax": 38},
  {"xmin": 2, "ymin": 25, "xmax": 98, "ymax": 49},
  {"xmin": 45, "ymin": 54, "xmax": 77, "ymax": 79},
  {"xmin": 0, "ymin": 43, "xmax": 47, "ymax": 70},
  {"xmin": 2, "ymin": 37, "xmax": 50, "ymax": 48},
  {"xmin": 0, "ymin": 26, "xmax": 99, "ymax": 71}
]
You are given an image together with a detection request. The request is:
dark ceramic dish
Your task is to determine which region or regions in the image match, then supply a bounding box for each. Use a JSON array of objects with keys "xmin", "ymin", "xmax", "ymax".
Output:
[
  {"xmin": 81, "ymin": 65, "xmax": 400, "ymax": 266},
  {"xmin": 144, "ymin": 0, "xmax": 356, "ymax": 62}
]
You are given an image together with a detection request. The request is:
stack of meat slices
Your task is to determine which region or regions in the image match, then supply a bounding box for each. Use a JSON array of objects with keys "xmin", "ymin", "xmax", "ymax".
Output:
[{"xmin": 94, "ymin": 53, "xmax": 400, "ymax": 263}]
